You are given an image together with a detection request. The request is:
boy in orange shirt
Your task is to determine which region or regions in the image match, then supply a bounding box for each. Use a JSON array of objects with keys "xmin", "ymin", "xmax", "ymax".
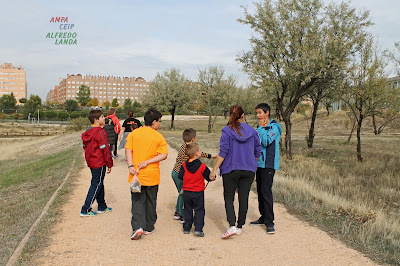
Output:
[{"xmin": 125, "ymin": 108, "xmax": 168, "ymax": 240}]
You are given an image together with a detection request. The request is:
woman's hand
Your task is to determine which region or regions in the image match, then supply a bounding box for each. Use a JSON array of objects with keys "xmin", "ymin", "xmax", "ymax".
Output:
[{"xmin": 210, "ymin": 170, "xmax": 217, "ymax": 181}]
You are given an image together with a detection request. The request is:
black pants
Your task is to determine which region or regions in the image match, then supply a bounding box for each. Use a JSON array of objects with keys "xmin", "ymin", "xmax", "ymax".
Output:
[
  {"xmin": 81, "ymin": 165, "xmax": 107, "ymax": 213},
  {"xmin": 183, "ymin": 191, "xmax": 205, "ymax": 232},
  {"xmin": 256, "ymin": 168, "xmax": 275, "ymax": 227},
  {"xmin": 131, "ymin": 185, "xmax": 158, "ymax": 232},
  {"xmin": 113, "ymin": 138, "xmax": 118, "ymax": 156},
  {"xmin": 222, "ymin": 170, "xmax": 255, "ymax": 228}
]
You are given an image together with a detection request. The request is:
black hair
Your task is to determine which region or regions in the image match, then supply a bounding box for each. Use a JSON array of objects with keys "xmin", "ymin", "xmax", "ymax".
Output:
[
  {"xmin": 88, "ymin": 109, "xmax": 103, "ymax": 124},
  {"xmin": 144, "ymin": 108, "xmax": 162, "ymax": 126},
  {"xmin": 255, "ymin": 103, "xmax": 271, "ymax": 115}
]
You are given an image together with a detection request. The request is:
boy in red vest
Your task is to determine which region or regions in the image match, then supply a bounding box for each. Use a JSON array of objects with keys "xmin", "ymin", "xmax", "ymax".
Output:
[{"xmin": 178, "ymin": 143, "xmax": 215, "ymax": 237}]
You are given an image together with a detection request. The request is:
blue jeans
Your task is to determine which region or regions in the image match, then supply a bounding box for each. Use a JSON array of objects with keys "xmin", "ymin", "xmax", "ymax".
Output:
[{"xmin": 81, "ymin": 165, "xmax": 107, "ymax": 213}]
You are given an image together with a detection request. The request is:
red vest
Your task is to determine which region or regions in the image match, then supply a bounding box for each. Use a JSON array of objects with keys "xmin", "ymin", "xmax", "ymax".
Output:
[{"xmin": 182, "ymin": 162, "xmax": 206, "ymax": 192}]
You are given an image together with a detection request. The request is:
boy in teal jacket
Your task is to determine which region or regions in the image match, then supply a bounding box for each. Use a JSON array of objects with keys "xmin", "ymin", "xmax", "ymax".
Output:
[{"xmin": 250, "ymin": 103, "xmax": 282, "ymax": 234}]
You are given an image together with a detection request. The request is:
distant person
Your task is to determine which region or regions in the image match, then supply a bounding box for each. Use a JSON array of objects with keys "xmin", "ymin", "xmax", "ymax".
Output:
[
  {"xmin": 125, "ymin": 108, "xmax": 168, "ymax": 240},
  {"xmin": 172, "ymin": 128, "xmax": 216, "ymax": 223},
  {"xmin": 104, "ymin": 117, "xmax": 117, "ymax": 158},
  {"xmin": 178, "ymin": 142, "xmax": 215, "ymax": 237},
  {"xmin": 250, "ymin": 103, "xmax": 282, "ymax": 234},
  {"xmin": 210, "ymin": 104, "xmax": 261, "ymax": 239},
  {"xmin": 80, "ymin": 109, "xmax": 113, "ymax": 217},
  {"xmin": 118, "ymin": 110, "xmax": 142, "ymax": 150},
  {"xmin": 106, "ymin": 108, "xmax": 121, "ymax": 157}
]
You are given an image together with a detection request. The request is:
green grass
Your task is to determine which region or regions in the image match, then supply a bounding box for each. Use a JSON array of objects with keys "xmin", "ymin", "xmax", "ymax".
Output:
[
  {"xmin": 159, "ymin": 113, "xmax": 400, "ymax": 265},
  {"xmin": 0, "ymin": 133, "xmax": 83, "ymax": 265}
]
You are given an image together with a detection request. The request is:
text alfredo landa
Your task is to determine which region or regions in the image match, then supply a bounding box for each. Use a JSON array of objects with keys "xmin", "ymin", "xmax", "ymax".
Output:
[{"xmin": 46, "ymin": 17, "xmax": 77, "ymax": 45}]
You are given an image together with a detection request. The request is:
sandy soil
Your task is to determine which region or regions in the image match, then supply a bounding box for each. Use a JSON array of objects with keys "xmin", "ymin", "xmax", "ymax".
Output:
[{"xmin": 37, "ymin": 144, "xmax": 375, "ymax": 265}]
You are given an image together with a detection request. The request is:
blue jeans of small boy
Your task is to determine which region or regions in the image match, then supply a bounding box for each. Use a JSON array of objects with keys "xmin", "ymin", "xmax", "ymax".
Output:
[
  {"xmin": 171, "ymin": 170, "xmax": 184, "ymax": 217},
  {"xmin": 183, "ymin": 191, "xmax": 205, "ymax": 232},
  {"xmin": 81, "ymin": 165, "xmax": 107, "ymax": 213}
]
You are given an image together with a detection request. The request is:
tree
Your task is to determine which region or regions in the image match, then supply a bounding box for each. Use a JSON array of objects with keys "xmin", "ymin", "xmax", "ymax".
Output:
[
  {"xmin": 57, "ymin": 111, "xmax": 69, "ymax": 121},
  {"xmin": 102, "ymin": 100, "xmax": 111, "ymax": 110},
  {"xmin": 64, "ymin": 99, "xmax": 79, "ymax": 112},
  {"xmin": 198, "ymin": 67, "xmax": 237, "ymax": 132},
  {"xmin": 0, "ymin": 93, "xmax": 17, "ymax": 113},
  {"xmin": 19, "ymin": 97, "xmax": 27, "ymax": 104},
  {"xmin": 24, "ymin": 94, "xmax": 42, "ymax": 116},
  {"xmin": 340, "ymin": 36, "xmax": 388, "ymax": 162},
  {"xmin": 144, "ymin": 68, "xmax": 191, "ymax": 129},
  {"xmin": 76, "ymin": 85, "xmax": 91, "ymax": 106},
  {"xmin": 111, "ymin": 98, "xmax": 119, "ymax": 107},
  {"xmin": 237, "ymin": 0, "xmax": 371, "ymax": 159},
  {"xmin": 123, "ymin": 98, "xmax": 133, "ymax": 112},
  {"xmin": 88, "ymin": 98, "xmax": 99, "ymax": 107}
]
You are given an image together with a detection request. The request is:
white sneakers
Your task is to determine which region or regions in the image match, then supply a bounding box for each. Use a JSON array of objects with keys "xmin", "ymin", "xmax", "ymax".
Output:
[{"xmin": 221, "ymin": 226, "xmax": 238, "ymax": 239}]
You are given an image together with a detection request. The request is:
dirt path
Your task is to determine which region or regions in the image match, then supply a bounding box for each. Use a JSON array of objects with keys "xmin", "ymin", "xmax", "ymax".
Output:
[{"xmin": 37, "ymin": 145, "xmax": 375, "ymax": 265}]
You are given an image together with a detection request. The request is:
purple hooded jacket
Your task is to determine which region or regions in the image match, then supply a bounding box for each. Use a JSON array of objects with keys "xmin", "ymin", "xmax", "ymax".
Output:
[{"xmin": 218, "ymin": 123, "xmax": 262, "ymax": 175}]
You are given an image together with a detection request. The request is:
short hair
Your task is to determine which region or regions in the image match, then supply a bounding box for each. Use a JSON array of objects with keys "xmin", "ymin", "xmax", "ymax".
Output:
[
  {"xmin": 182, "ymin": 128, "xmax": 196, "ymax": 142},
  {"xmin": 144, "ymin": 108, "xmax": 162, "ymax": 126},
  {"xmin": 255, "ymin": 103, "xmax": 271, "ymax": 115},
  {"xmin": 128, "ymin": 110, "xmax": 134, "ymax": 118},
  {"xmin": 108, "ymin": 108, "xmax": 116, "ymax": 115},
  {"xmin": 185, "ymin": 142, "xmax": 200, "ymax": 159},
  {"xmin": 88, "ymin": 109, "xmax": 103, "ymax": 124}
]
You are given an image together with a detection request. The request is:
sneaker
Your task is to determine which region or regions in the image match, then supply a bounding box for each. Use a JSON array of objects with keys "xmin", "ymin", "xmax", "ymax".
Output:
[
  {"xmin": 249, "ymin": 220, "xmax": 264, "ymax": 226},
  {"xmin": 194, "ymin": 231, "xmax": 205, "ymax": 237},
  {"xmin": 131, "ymin": 228, "xmax": 144, "ymax": 240},
  {"xmin": 267, "ymin": 226, "xmax": 276, "ymax": 234},
  {"xmin": 98, "ymin": 207, "xmax": 112, "ymax": 214},
  {"xmin": 80, "ymin": 211, "xmax": 97, "ymax": 217},
  {"xmin": 221, "ymin": 226, "xmax": 237, "ymax": 239},
  {"xmin": 183, "ymin": 230, "xmax": 190, "ymax": 234},
  {"xmin": 236, "ymin": 227, "xmax": 243, "ymax": 236},
  {"xmin": 179, "ymin": 217, "xmax": 185, "ymax": 224},
  {"xmin": 173, "ymin": 212, "xmax": 181, "ymax": 220},
  {"xmin": 144, "ymin": 228, "xmax": 156, "ymax": 235}
]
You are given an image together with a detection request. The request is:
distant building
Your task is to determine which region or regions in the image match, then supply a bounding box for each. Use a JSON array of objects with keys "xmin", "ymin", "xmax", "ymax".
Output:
[
  {"xmin": 0, "ymin": 63, "xmax": 27, "ymax": 104},
  {"xmin": 46, "ymin": 85, "xmax": 59, "ymax": 104},
  {"xmin": 48, "ymin": 74, "xmax": 150, "ymax": 105},
  {"xmin": 388, "ymin": 76, "xmax": 400, "ymax": 90}
]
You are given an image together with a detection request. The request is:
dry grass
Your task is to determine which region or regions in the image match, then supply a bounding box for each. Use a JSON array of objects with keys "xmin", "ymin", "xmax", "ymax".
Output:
[{"xmin": 159, "ymin": 112, "xmax": 400, "ymax": 265}]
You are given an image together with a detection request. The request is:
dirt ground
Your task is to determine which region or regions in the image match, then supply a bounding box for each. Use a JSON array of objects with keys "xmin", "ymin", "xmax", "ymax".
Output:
[{"xmin": 37, "ymin": 144, "xmax": 375, "ymax": 266}]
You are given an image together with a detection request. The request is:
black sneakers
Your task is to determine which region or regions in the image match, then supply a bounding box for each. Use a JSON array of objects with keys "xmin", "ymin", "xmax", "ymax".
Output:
[
  {"xmin": 266, "ymin": 226, "xmax": 276, "ymax": 234},
  {"xmin": 249, "ymin": 220, "xmax": 264, "ymax": 226}
]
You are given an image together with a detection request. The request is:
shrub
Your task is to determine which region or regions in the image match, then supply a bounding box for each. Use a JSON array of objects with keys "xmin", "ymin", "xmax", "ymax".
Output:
[{"xmin": 67, "ymin": 117, "xmax": 90, "ymax": 131}]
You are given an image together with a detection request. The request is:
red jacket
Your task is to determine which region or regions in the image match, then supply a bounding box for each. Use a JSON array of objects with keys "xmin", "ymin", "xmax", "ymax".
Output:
[
  {"xmin": 82, "ymin": 127, "xmax": 113, "ymax": 169},
  {"xmin": 106, "ymin": 114, "xmax": 121, "ymax": 134},
  {"xmin": 178, "ymin": 159, "xmax": 211, "ymax": 192}
]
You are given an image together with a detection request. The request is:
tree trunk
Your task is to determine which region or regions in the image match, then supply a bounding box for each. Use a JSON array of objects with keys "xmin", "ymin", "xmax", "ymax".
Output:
[
  {"xmin": 325, "ymin": 103, "xmax": 330, "ymax": 116},
  {"xmin": 372, "ymin": 113, "xmax": 378, "ymax": 135},
  {"xmin": 170, "ymin": 106, "xmax": 176, "ymax": 129},
  {"xmin": 308, "ymin": 99, "xmax": 319, "ymax": 148},
  {"xmin": 356, "ymin": 115, "xmax": 363, "ymax": 162},
  {"xmin": 347, "ymin": 118, "xmax": 356, "ymax": 143},
  {"xmin": 208, "ymin": 115, "xmax": 212, "ymax": 133},
  {"xmin": 283, "ymin": 115, "xmax": 292, "ymax": 160}
]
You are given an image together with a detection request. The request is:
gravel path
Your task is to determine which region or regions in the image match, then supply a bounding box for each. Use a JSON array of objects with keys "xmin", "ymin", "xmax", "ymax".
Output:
[{"xmin": 37, "ymin": 145, "xmax": 375, "ymax": 265}]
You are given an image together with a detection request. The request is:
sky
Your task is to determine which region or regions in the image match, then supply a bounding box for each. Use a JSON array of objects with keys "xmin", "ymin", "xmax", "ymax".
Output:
[{"xmin": 1, "ymin": 0, "xmax": 399, "ymax": 100}]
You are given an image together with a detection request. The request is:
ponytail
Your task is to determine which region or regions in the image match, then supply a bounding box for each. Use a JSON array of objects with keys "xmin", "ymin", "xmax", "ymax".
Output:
[{"xmin": 227, "ymin": 105, "xmax": 244, "ymax": 136}]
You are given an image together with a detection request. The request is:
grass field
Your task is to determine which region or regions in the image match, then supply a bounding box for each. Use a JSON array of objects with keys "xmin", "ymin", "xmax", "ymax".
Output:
[
  {"xmin": 0, "ymin": 131, "xmax": 83, "ymax": 265},
  {"xmin": 159, "ymin": 111, "xmax": 400, "ymax": 265}
]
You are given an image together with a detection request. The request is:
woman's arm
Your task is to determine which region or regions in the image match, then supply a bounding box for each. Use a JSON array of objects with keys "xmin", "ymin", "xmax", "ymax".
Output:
[{"xmin": 209, "ymin": 155, "xmax": 224, "ymax": 180}]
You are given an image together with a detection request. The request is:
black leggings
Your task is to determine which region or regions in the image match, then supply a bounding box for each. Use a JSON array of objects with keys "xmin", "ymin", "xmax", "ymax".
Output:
[{"xmin": 222, "ymin": 170, "xmax": 255, "ymax": 228}]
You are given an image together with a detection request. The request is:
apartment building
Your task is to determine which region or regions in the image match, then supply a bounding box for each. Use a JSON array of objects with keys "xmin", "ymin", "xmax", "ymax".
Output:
[
  {"xmin": 0, "ymin": 63, "xmax": 27, "ymax": 104},
  {"xmin": 48, "ymin": 74, "xmax": 149, "ymax": 105}
]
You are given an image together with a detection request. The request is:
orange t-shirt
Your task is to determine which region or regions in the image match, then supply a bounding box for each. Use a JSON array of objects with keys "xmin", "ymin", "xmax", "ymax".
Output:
[{"xmin": 125, "ymin": 126, "xmax": 168, "ymax": 186}]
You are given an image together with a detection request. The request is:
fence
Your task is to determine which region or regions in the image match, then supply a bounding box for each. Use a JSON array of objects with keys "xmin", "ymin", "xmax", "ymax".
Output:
[{"xmin": 0, "ymin": 131, "xmax": 65, "ymax": 137}]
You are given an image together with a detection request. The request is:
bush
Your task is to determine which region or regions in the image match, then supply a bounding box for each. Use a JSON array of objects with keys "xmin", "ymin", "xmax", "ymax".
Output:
[
  {"xmin": 57, "ymin": 111, "xmax": 69, "ymax": 121},
  {"xmin": 70, "ymin": 111, "xmax": 87, "ymax": 119},
  {"xmin": 67, "ymin": 117, "xmax": 90, "ymax": 131}
]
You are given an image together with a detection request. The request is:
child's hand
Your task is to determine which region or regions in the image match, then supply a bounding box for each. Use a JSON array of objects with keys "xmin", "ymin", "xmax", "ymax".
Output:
[
  {"xmin": 129, "ymin": 167, "xmax": 138, "ymax": 176},
  {"xmin": 210, "ymin": 175, "xmax": 216, "ymax": 181},
  {"xmin": 210, "ymin": 170, "xmax": 217, "ymax": 181},
  {"xmin": 138, "ymin": 160, "xmax": 149, "ymax": 169},
  {"xmin": 107, "ymin": 167, "xmax": 112, "ymax": 174},
  {"xmin": 211, "ymin": 154, "xmax": 218, "ymax": 159}
]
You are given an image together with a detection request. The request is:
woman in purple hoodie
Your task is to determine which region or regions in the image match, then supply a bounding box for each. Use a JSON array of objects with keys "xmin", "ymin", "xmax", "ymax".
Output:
[{"xmin": 210, "ymin": 105, "xmax": 261, "ymax": 239}]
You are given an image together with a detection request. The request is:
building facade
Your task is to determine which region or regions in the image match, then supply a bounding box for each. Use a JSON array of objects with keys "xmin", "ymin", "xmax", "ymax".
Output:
[
  {"xmin": 0, "ymin": 63, "xmax": 27, "ymax": 104},
  {"xmin": 48, "ymin": 74, "xmax": 149, "ymax": 105},
  {"xmin": 388, "ymin": 76, "xmax": 400, "ymax": 90}
]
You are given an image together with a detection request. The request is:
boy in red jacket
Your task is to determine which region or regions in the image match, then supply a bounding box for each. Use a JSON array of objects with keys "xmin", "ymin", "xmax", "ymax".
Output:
[
  {"xmin": 80, "ymin": 110, "xmax": 113, "ymax": 217},
  {"xmin": 178, "ymin": 143, "xmax": 215, "ymax": 236}
]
